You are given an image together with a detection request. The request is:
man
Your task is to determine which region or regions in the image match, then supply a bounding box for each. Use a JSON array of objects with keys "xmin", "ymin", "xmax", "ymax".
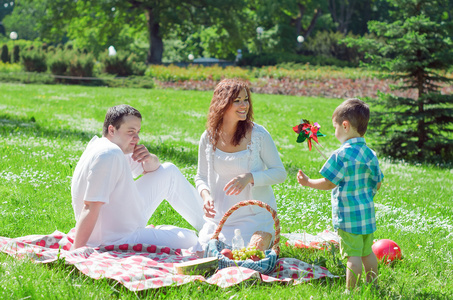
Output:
[{"xmin": 71, "ymin": 104, "xmax": 204, "ymax": 253}]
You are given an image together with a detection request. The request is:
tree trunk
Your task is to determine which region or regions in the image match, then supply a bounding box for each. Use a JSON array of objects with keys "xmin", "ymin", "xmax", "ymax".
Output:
[
  {"xmin": 328, "ymin": 0, "xmax": 357, "ymax": 34},
  {"xmin": 294, "ymin": 4, "xmax": 322, "ymax": 42},
  {"xmin": 295, "ymin": 3, "xmax": 306, "ymax": 39},
  {"xmin": 304, "ymin": 9, "xmax": 322, "ymax": 38},
  {"xmin": 144, "ymin": 7, "xmax": 163, "ymax": 64}
]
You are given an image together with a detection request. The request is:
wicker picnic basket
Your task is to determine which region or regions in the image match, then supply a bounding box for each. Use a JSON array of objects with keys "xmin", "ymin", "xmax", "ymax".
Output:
[{"xmin": 205, "ymin": 200, "xmax": 280, "ymax": 275}]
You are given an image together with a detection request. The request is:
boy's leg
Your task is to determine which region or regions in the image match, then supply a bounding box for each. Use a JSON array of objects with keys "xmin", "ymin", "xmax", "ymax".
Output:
[
  {"xmin": 362, "ymin": 250, "xmax": 378, "ymax": 283},
  {"xmin": 338, "ymin": 229, "xmax": 365, "ymax": 290},
  {"xmin": 135, "ymin": 162, "xmax": 205, "ymax": 231},
  {"xmin": 346, "ymin": 256, "xmax": 362, "ymax": 290},
  {"xmin": 361, "ymin": 232, "xmax": 378, "ymax": 284}
]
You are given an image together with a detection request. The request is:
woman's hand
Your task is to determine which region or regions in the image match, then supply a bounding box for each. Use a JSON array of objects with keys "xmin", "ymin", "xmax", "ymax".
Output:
[
  {"xmin": 224, "ymin": 173, "xmax": 254, "ymax": 196},
  {"xmin": 201, "ymin": 190, "xmax": 216, "ymax": 218}
]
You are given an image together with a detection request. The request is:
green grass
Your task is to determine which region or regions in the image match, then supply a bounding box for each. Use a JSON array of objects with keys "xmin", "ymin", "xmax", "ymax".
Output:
[{"xmin": 0, "ymin": 82, "xmax": 452, "ymax": 299}]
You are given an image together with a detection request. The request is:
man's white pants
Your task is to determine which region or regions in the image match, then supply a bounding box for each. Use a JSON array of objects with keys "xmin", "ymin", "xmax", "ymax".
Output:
[{"xmin": 125, "ymin": 162, "xmax": 205, "ymax": 251}]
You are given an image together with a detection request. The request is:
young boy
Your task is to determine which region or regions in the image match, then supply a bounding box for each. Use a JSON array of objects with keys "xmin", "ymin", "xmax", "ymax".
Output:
[{"xmin": 297, "ymin": 98, "xmax": 383, "ymax": 290}]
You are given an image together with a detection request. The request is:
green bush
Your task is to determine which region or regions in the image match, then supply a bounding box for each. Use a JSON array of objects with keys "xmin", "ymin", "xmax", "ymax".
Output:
[
  {"xmin": 21, "ymin": 49, "xmax": 47, "ymax": 72},
  {"xmin": 101, "ymin": 51, "xmax": 146, "ymax": 77},
  {"xmin": 0, "ymin": 61, "xmax": 21, "ymax": 73},
  {"xmin": 145, "ymin": 64, "xmax": 251, "ymax": 82},
  {"xmin": 47, "ymin": 50, "xmax": 69, "ymax": 76},
  {"xmin": 47, "ymin": 45, "xmax": 56, "ymax": 53},
  {"xmin": 103, "ymin": 75, "xmax": 155, "ymax": 88},
  {"xmin": 238, "ymin": 52, "xmax": 353, "ymax": 67},
  {"xmin": 47, "ymin": 50, "xmax": 70, "ymax": 84},
  {"xmin": 0, "ymin": 71, "xmax": 54, "ymax": 84},
  {"xmin": 1, "ymin": 44, "xmax": 8, "ymax": 63},
  {"xmin": 67, "ymin": 52, "xmax": 95, "ymax": 78},
  {"xmin": 12, "ymin": 45, "xmax": 20, "ymax": 63}
]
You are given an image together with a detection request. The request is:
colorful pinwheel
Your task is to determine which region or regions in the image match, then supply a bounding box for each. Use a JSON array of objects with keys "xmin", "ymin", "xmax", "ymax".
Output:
[{"xmin": 293, "ymin": 119, "xmax": 327, "ymax": 159}]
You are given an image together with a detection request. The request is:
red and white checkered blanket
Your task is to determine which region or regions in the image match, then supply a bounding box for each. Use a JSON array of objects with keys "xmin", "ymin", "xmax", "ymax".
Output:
[{"xmin": 0, "ymin": 229, "xmax": 337, "ymax": 290}]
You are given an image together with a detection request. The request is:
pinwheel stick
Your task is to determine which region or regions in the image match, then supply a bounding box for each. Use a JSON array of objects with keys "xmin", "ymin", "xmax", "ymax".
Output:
[{"xmin": 312, "ymin": 143, "xmax": 327, "ymax": 160}]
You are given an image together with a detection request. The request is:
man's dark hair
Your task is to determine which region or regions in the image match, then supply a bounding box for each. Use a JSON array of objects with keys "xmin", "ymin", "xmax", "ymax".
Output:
[{"xmin": 102, "ymin": 104, "xmax": 142, "ymax": 136}]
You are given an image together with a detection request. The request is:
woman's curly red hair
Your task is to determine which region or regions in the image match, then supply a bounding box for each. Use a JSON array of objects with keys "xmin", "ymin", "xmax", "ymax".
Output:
[{"xmin": 206, "ymin": 78, "xmax": 254, "ymax": 149}]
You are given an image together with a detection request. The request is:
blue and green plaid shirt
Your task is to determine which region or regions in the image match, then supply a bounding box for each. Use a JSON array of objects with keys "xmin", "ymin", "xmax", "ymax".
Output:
[{"xmin": 320, "ymin": 137, "xmax": 383, "ymax": 235}]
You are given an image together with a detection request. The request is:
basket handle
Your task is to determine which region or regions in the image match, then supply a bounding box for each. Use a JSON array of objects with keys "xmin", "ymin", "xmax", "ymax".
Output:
[{"xmin": 210, "ymin": 200, "xmax": 280, "ymax": 255}]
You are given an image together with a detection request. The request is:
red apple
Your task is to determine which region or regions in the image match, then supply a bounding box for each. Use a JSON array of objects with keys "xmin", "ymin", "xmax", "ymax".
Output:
[{"xmin": 220, "ymin": 249, "xmax": 233, "ymax": 259}]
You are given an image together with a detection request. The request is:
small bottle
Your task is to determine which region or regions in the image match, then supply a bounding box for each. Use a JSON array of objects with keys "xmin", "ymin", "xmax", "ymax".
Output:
[{"xmin": 232, "ymin": 229, "xmax": 245, "ymax": 250}]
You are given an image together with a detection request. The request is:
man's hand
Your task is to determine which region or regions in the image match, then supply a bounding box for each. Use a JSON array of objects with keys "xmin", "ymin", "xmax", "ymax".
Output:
[
  {"xmin": 224, "ymin": 173, "xmax": 253, "ymax": 196},
  {"xmin": 201, "ymin": 189, "xmax": 216, "ymax": 218},
  {"xmin": 132, "ymin": 144, "xmax": 160, "ymax": 173}
]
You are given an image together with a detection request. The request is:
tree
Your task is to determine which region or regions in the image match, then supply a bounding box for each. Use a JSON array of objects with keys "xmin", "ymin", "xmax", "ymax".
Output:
[
  {"xmin": 1, "ymin": 44, "xmax": 8, "ymax": 62},
  {"xmin": 0, "ymin": 0, "xmax": 15, "ymax": 36},
  {"xmin": 251, "ymin": 0, "xmax": 327, "ymax": 53},
  {"xmin": 40, "ymin": 0, "xmax": 249, "ymax": 64},
  {"xmin": 347, "ymin": 0, "xmax": 392, "ymax": 35},
  {"xmin": 346, "ymin": 0, "xmax": 453, "ymax": 162},
  {"xmin": 0, "ymin": 0, "xmax": 15, "ymax": 23},
  {"xmin": 2, "ymin": 0, "xmax": 45, "ymax": 40}
]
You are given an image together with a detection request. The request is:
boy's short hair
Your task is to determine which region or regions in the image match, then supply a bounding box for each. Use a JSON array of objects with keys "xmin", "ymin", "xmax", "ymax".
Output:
[
  {"xmin": 332, "ymin": 98, "xmax": 370, "ymax": 136},
  {"xmin": 102, "ymin": 104, "xmax": 142, "ymax": 136}
]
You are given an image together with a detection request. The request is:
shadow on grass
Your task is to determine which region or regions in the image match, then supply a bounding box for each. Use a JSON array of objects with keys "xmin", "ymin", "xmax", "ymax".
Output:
[{"xmin": 0, "ymin": 114, "xmax": 198, "ymax": 166}]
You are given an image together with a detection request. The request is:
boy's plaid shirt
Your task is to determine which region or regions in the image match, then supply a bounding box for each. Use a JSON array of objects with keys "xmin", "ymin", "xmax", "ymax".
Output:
[{"xmin": 320, "ymin": 137, "xmax": 383, "ymax": 235}]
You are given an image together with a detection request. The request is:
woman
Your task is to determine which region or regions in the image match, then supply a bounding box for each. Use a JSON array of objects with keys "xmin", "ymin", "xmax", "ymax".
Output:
[{"xmin": 195, "ymin": 78, "xmax": 287, "ymax": 249}]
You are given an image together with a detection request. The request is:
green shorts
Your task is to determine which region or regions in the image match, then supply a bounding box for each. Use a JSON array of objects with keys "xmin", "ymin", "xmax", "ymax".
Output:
[{"xmin": 338, "ymin": 229, "xmax": 374, "ymax": 259}]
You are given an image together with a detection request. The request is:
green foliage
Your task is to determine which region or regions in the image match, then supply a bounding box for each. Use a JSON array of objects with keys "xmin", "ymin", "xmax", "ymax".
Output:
[
  {"xmin": 101, "ymin": 51, "xmax": 146, "ymax": 77},
  {"xmin": 252, "ymin": 0, "xmax": 329, "ymax": 53},
  {"xmin": 2, "ymin": 0, "xmax": 45, "ymax": 41},
  {"xmin": 48, "ymin": 50, "xmax": 95, "ymax": 84},
  {"xmin": 12, "ymin": 45, "xmax": 20, "ymax": 63},
  {"xmin": 1, "ymin": 44, "xmax": 8, "ymax": 63},
  {"xmin": 39, "ymin": 0, "xmax": 252, "ymax": 64},
  {"xmin": 369, "ymin": 92, "xmax": 453, "ymax": 162},
  {"xmin": 0, "ymin": 61, "xmax": 21, "ymax": 73},
  {"xmin": 47, "ymin": 50, "xmax": 69, "ymax": 76},
  {"xmin": 304, "ymin": 30, "xmax": 363, "ymax": 65},
  {"xmin": 238, "ymin": 52, "xmax": 353, "ymax": 67},
  {"xmin": 145, "ymin": 64, "xmax": 251, "ymax": 82},
  {"xmin": 0, "ymin": 71, "xmax": 54, "ymax": 84},
  {"xmin": 102, "ymin": 75, "xmax": 155, "ymax": 89},
  {"xmin": 66, "ymin": 52, "xmax": 95, "ymax": 80},
  {"xmin": 21, "ymin": 48, "xmax": 47, "ymax": 72},
  {"xmin": 345, "ymin": 0, "xmax": 453, "ymax": 163},
  {"xmin": 253, "ymin": 63, "xmax": 380, "ymax": 80}
]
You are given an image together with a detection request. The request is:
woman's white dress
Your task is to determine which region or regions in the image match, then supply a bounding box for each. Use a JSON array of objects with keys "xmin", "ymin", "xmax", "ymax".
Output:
[{"xmin": 195, "ymin": 123, "xmax": 287, "ymax": 249}]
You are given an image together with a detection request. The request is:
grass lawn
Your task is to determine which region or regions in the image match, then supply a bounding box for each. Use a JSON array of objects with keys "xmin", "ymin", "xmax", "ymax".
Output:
[{"xmin": 0, "ymin": 82, "xmax": 452, "ymax": 299}]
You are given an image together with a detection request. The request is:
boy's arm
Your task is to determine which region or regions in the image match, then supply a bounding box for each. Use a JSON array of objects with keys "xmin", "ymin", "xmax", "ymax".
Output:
[
  {"xmin": 298, "ymin": 169, "xmax": 336, "ymax": 190},
  {"xmin": 377, "ymin": 181, "xmax": 382, "ymax": 191},
  {"xmin": 72, "ymin": 201, "xmax": 104, "ymax": 249}
]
